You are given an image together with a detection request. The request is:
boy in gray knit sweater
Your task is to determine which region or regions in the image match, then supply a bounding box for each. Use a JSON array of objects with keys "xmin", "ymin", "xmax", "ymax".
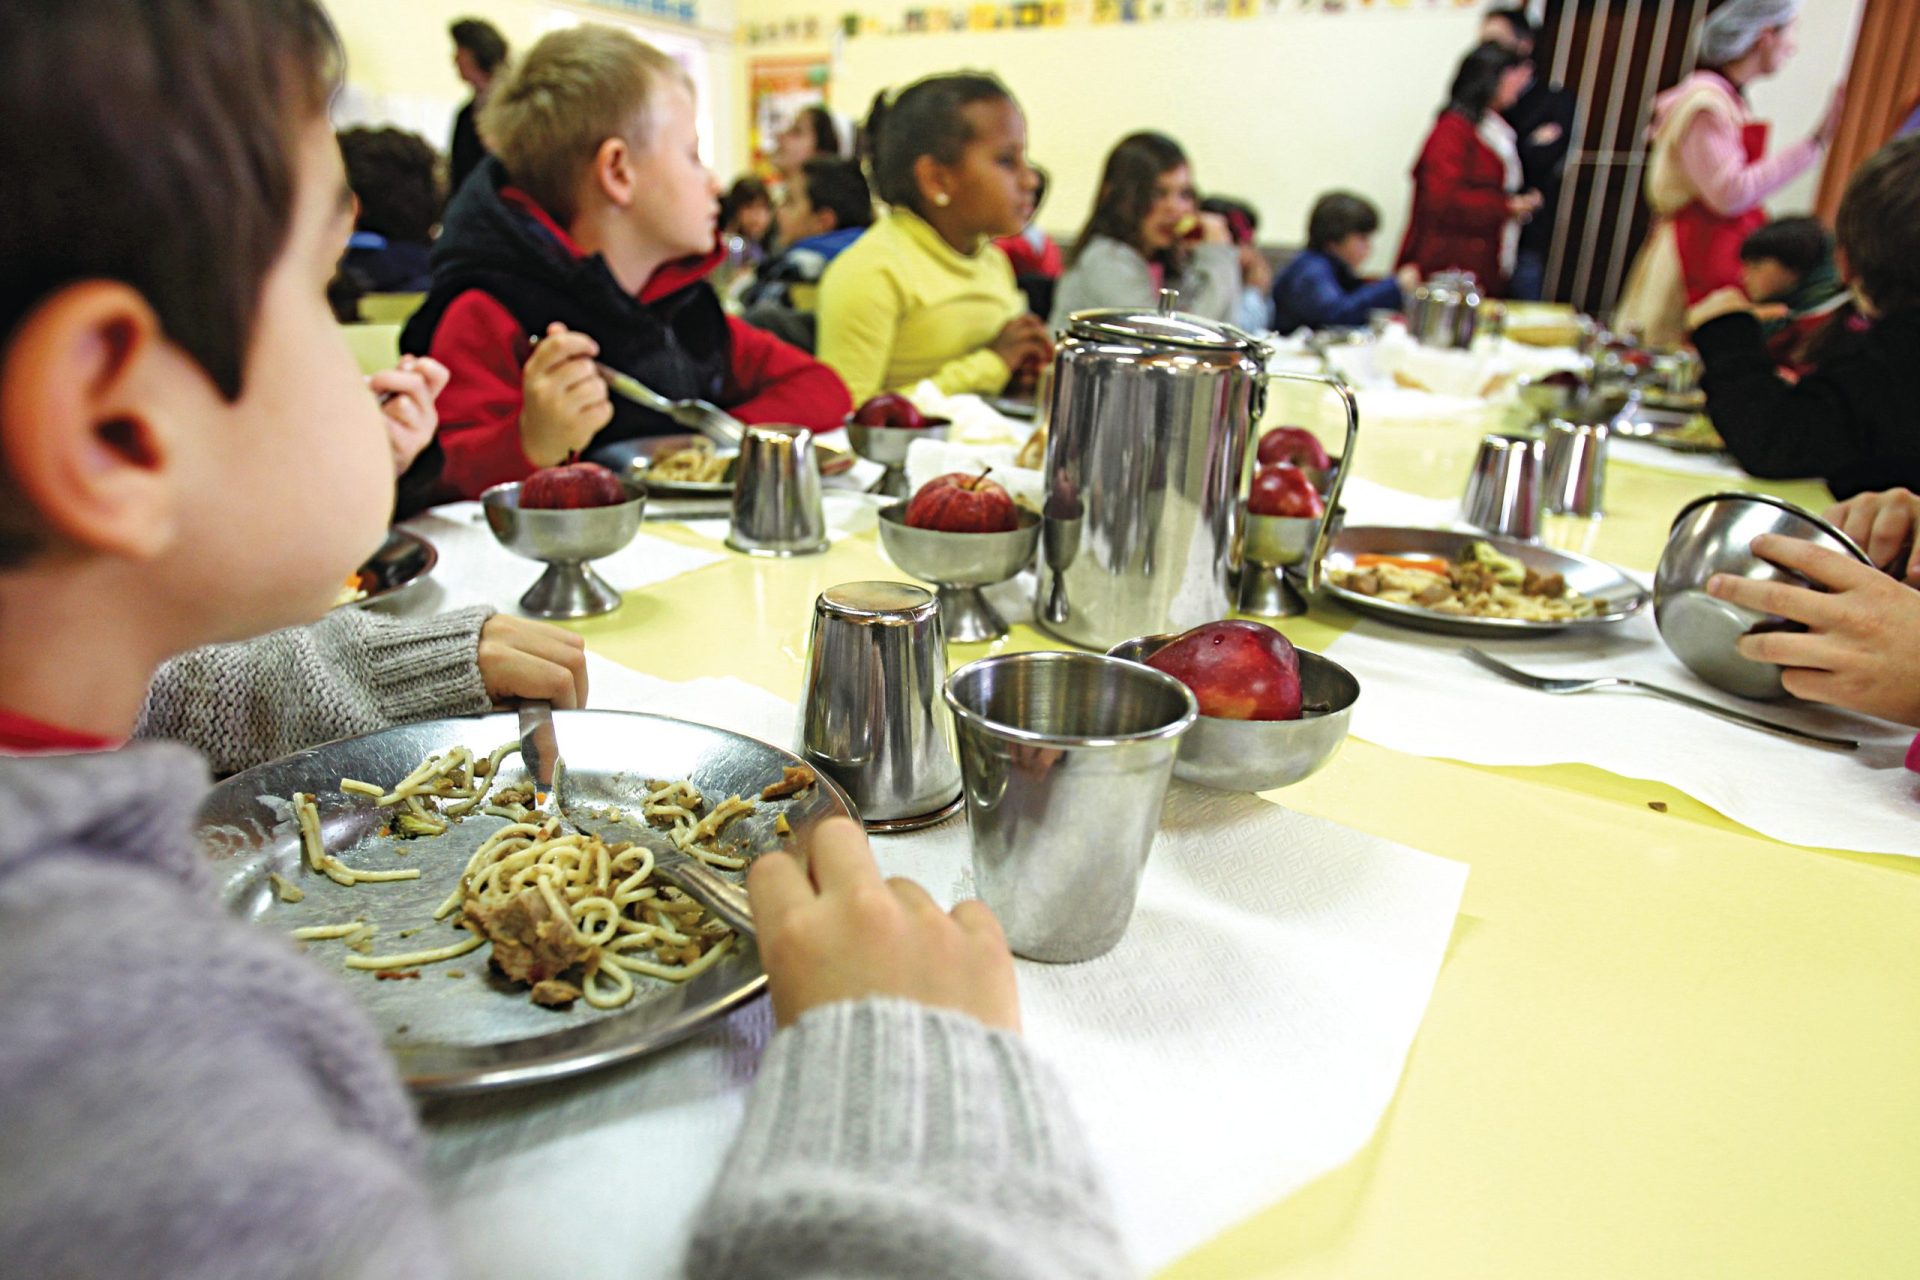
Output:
[{"xmin": 0, "ymin": 5, "xmax": 1129, "ymax": 1280}]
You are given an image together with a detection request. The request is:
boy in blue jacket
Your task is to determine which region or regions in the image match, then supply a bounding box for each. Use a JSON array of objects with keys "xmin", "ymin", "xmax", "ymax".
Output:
[{"xmin": 1271, "ymin": 192, "xmax": 1419, "ymax": 334}]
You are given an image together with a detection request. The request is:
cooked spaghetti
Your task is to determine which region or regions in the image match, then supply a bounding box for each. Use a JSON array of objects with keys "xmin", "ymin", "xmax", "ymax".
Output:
[
  {"xmin": 648, "ymin": 438, "xmax": 732, "ymax": 484},
  {"xmin": 284, "ymin": 750, "xmax": 793, "ymax": 1010}
]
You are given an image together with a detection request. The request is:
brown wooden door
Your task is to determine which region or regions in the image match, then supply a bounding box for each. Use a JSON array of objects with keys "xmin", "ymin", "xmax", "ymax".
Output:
[{"xmin": 1534, "ymin": 0, "xmax": 1716, "ymax": 317}]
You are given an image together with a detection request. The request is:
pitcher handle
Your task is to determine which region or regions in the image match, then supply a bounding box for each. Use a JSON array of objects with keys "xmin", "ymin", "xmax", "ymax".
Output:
[{"xmin": 1256, "ymin": 369, "xmax": 1359, "ymax": 598}]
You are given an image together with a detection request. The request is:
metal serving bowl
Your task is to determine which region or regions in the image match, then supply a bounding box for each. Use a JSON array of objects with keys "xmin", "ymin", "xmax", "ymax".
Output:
[
  {"xmin": 844, "ymin": 418, "xmax": 951, "ymax": 499},
  {"xmin": 1654, "ymin": 492, "xmax": 1870, "ymax": 700},
  {"xmin": 1107, "ymin": 634, "xmax": 1360, "ymax": 792}
]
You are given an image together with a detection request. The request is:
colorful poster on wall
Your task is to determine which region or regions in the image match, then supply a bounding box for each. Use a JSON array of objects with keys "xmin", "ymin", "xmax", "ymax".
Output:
[{"xmin": 748, "ymin": 57, "xmax": 831, "ymax": 172}]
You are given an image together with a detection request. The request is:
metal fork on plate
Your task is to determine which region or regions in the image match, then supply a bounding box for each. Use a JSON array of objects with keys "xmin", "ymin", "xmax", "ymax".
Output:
[
  {"xmin": 518, "ymin": 702, "xmax": 756, "ymax": 936},
  {"xmin": 1459, "ymin": 648, "xmax": 1859, "ymax": 751}
]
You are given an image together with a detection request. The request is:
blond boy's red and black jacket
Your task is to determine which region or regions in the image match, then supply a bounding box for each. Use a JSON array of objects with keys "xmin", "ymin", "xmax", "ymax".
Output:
[{"xmin": 395, "ymin": 158, "xmax": 850, "ymax": 516}]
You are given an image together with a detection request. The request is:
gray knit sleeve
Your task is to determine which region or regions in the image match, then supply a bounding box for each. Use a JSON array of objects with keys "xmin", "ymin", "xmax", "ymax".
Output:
[
  {"xmin": 1179, "ymin": 241, "xmax": 1245, "ymax": 325},
  {"xmin": 1050, "ymin": 236, "xmax": 1158, "ymax": 331},
  {"xmin": 683, "ymin": 999, "xmax": 1132, "ymax": 1280},
  {"xmin": 135, "ymin": 606, "xmax": 495, "ymax": 774}
]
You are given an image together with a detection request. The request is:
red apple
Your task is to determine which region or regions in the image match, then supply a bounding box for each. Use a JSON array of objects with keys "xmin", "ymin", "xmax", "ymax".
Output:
[
  {"xmin": 1248, "ymin": 464, "xmax": 1325, "ymax": 518},
  {"xmin": 853, "ymin": 393, "xmax": 927, "ymax": 428},
  {"xmin": 520, "ymin": 461, "xmax": 628, "ymax": 510},
  {"xmin": 1256, "ymin": 426, "xmax": 1331, "ymax": 472},
  {"xmin": 905, "ymin": 471, "xmax": 1019, "ymax": 533},
  {"xmin": 1145, "ymin": 620, "xmax": 1302, "ymax": 721}
]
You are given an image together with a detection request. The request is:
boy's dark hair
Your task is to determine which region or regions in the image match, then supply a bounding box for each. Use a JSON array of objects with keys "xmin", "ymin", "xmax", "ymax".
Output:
[
  {"xmin": 800, "ymin": 158, "xmax": 875, "ymax": 232},
  {"xmin": 1837, "ymin": 135, "xmax": 1920, "ymax": 316},
  {"xmin": 1071, "ymin": 131, "xmax": 1189, "ymax": 267},
  {"xmin": 795, "ymin": 105, "xmax": 843, "ymax": 158},
  {"xmin": 339, "ymin": 127, "xmax": 443, "ymax": 246},
  {"xmin": 1307, "ymin": 192, "xmax": 1381, "ymax": 251},
  {"xmin": 1201, "ymin": 196, "xmax": 1259, "ymax": 247},
  {"xmin": 1484, "ymin": 7, "xmax": 1535, "ymax": 46},
  {"xmin": 0, "ymin": 0, "xmax": 340, "ymax": 565},
  {"xmin": 1030, "ymin": 164, "xmax": 1052, "ymax": 217},
  {"xmin": 1448, "ymin": 41, "xmax": 1526, "ymax": 120},
  {"xmin": 1738, "ymin": 216, "xmax": 1830, "ymax": 276},
  {"xmin": 864, "ymin": 72, "xmax": 1014, "ymax": 216},
  {"xmin": 450, "ymin": 18, "xmax": 509, "ymax": 75},
  {"xmin": 721, "ymin": 176, "xmax": 771, "ymax": 234}
]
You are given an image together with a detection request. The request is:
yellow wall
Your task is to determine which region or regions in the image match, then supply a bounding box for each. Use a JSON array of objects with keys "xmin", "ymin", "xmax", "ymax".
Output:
[
  {"xmin": 320, "ymin": 0, "xmax": 1860, "ymax": 275},
  {"xmin": 325, "ymin": 0, "xmax": 740, "ymax": 172},
  {"xmin": 729, "ymin": 0, "xmax": 1861, "ymax": 273}
]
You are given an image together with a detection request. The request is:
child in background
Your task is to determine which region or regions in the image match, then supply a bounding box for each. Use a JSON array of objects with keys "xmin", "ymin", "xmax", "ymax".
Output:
[
  {"xmin": 720, "ymin": 174, "xmax": 775, "ymax": 267},
  {"xmin": 1690, "ymin": 136, "xmax": 1920, "ymax": 498},
  {"xmin": 0, "ymin": 5, "xmax": 1129, "ymax": 1278},
  {"xmin": 1051, "ymin": 131, "xmax": 1241, "ymax": 329},
  {"xmin": 1271, "ymin": 192, "xmax": 1418, "ymax": 334},
  {"xmin": 995, "ymin": 163, "xmax": 1064, "ymax": 318},
  {"xmin": 815, "ymin": 73, "xmax": 1052, "ymax": 402},
  {"xmin": 397, "ymin": 27, "xmax": 850, "ymax": 509},
  {"xmin": 1736, "ymin": 216, "xmax": 1854, "ymax": 375},
  {"xmin": 337, "ymin": 126, "xmax": 443, "ymax": 295},
  {"xmin": 740, "ymin": 157, "xmax": 875, "ymax": 350},
  {"xmin": 1201, "ymin": 195, "xmax": 1274, "ymax": 333}
]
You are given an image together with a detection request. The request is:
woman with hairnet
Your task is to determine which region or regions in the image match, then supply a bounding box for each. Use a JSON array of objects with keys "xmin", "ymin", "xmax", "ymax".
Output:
[{"xmin": 1616, "ymin": 0, "xmax": 1846, "ymax": 348}]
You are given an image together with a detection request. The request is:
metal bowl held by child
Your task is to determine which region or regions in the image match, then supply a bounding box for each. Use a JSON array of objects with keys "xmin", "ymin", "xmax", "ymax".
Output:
[
  {"xmin": 1107, "ymin": 635, "xmax": 1360, "ymax": 792},
  {"xmin": 1654, "ymin": 492, "xmax": 1871, "ymax": 700}
]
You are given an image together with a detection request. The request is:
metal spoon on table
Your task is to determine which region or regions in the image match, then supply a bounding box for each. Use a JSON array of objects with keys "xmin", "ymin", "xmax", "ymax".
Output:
[{"xmin": 515, "ymin": 701, "xmax": 755, "ymax": 936}]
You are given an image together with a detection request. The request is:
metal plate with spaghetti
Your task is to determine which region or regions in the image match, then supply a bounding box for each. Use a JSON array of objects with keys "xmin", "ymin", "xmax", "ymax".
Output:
[{"xmin": 196, "ymin": 710, "xmax": 857, "ymax": 1095}]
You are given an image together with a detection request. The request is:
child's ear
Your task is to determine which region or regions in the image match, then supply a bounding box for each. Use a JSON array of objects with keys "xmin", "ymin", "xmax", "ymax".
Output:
[
  {"xmin": 593, "ymin": 136, "xmax": 637, "ymax": 208},
  {"xmin": 0, "ymin": 282, "xmax": 181, "ymax": 561},
  {"xmin": 912, "ymin": 154, "xmax": 951, "ymax": 211}
]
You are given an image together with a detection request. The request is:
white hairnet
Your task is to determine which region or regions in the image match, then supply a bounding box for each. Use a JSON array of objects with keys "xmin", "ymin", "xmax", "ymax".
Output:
[{"xmin": 1699, "ymin": 0, "xmax": 1801, "ymax": 65}]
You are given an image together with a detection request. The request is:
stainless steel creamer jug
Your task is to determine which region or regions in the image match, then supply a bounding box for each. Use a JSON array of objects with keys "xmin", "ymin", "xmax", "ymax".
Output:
[{"xmin": 1035, "ymin": 291, "xmax": 1266, "ymax": 650}]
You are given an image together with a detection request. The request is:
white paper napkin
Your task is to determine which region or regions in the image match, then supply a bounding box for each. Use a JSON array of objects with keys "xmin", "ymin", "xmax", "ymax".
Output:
[
  {"xmin": 388, "ymin": 501, "xmax": 725, "ymax": 618},
  {"xmin": 429, "ymin": 658, "xmax": 1469, "ymax": 1277},
  {"xmin": 1320, "ymin": 610, "xmax": 1920, "ymax": 855},
  {"xmin": 1612, "ymin": 437, "xmax": 1754, "ymax": 482}
]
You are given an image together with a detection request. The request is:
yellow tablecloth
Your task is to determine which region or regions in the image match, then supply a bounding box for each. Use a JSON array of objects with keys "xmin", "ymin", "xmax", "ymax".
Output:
[{"xmin": 572, "ymin": 398, "xmax": 1920, "ymax": 1280}]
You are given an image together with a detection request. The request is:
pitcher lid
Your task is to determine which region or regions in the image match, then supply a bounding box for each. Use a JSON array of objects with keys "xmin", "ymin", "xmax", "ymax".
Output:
[{"xmin": 1066, "ymin": 287, "xmax": 1261, "ymax": 352}]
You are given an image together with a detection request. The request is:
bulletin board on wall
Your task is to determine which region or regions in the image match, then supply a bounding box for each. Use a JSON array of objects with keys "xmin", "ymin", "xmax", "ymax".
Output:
[{"xmin": 749, "ymin": 57, "xmax": 834, "ymax": 173}]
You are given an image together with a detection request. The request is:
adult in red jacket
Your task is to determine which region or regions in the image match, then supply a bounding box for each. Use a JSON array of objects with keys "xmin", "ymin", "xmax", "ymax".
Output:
[
  {"xmin": 1398, "ymin": 42, "xmax": 1540, "ymax": 297},
  {"xmin": 395, "ymin": 157, "xmax": 851, "ymax": 514}
]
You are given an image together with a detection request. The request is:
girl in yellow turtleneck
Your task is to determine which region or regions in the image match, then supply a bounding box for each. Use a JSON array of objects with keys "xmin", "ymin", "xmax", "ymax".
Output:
[{"xmin": 816, "ymin": 73, "xmax": 1053, "ymax": 403}]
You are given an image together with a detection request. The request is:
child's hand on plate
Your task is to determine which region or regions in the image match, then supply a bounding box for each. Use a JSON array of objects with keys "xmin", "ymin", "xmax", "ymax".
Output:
[
  {"xmin": 748, "ymin": 818, "xmax": 1020, "ymax": 1032},
  {"xmin": 369, "ymin": 355, "xmax": 449, "ymax": 475},
  {"xmin": 1706, "ymin": 533, "xmax": 1920, "ymax": 727},
  {"xmin": 477, "ymin": 615, "xmax": 589, "ymax": 709}
]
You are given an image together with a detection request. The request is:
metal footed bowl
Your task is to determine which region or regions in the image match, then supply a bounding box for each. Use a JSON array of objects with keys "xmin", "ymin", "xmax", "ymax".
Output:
[
  {"xmin": 844, "ymin": 419, "xmax": 950, "ymax": 498},
  {"xmin": 877, "ymin": 503, "xmax": 1041, "ymax": 642},
  {"xmin": 481, "ymin": 479, "xmax": 645, "ymax": 619}
]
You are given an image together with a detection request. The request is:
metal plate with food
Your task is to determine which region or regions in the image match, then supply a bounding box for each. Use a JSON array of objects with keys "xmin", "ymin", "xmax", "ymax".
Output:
[
  {"xmin": 197, "ymin": 710, "xmax": 855, "ymax": 1095},
  {"xmin": 1611, "ymin": 405, "xmax": 1726, "ymax": 455},
  {"xmin": 624, "ymin": 433, "xmax": 854, "ymax": 497},
  {"xmin": 1320, "ymin": 526, "xmax": 1649, "ymax": 636},
  {"xmin": 335, "ymin": 529, "xmax": 437, "ymax": 609}
]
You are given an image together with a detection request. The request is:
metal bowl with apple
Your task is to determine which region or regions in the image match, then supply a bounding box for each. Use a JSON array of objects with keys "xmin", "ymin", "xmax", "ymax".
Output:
[
  {"xmin": 844, "ymin": 393, "xmax": 952, "ymax": 499},
  {"xmin": 1108, "ymin": 625, "xmax": 1359, "ymax": 792},
  {"xmin": 481, "ymin": 466, "xmax": 645, "ymax": 619}
]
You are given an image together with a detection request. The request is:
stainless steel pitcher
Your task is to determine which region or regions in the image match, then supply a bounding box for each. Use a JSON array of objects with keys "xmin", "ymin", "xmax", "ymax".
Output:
[{"xmin": 1035, "ymin": 290, "xmax": 1357, "ymax": 651}]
